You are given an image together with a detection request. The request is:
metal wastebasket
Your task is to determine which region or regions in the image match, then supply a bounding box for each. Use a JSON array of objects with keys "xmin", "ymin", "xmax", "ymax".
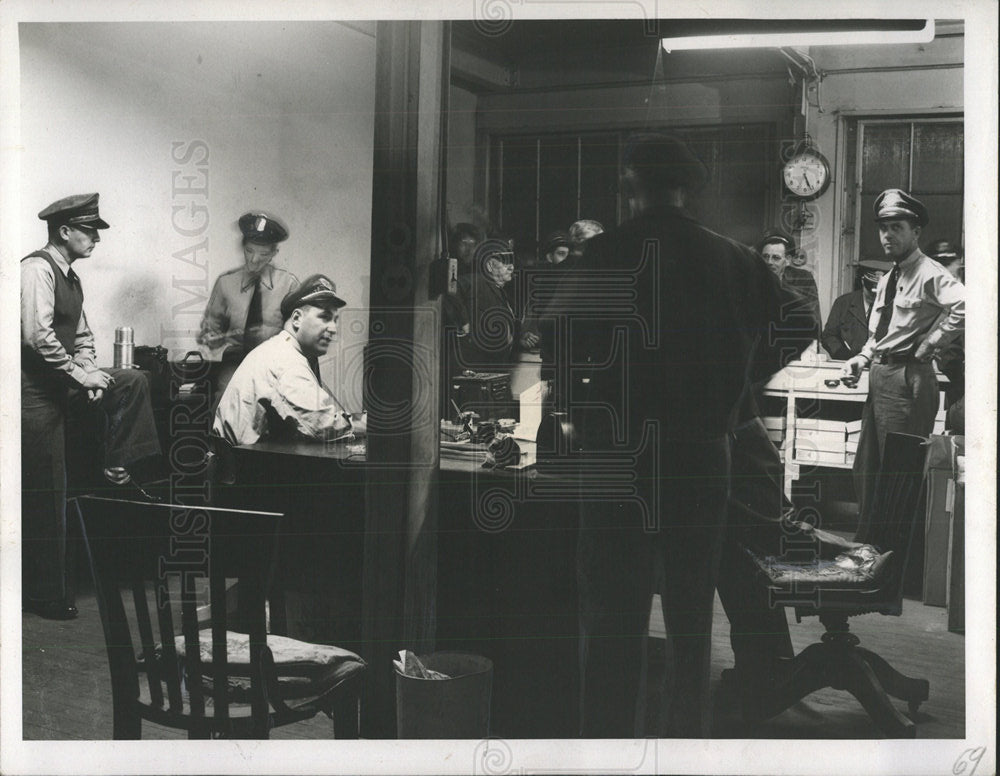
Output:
[{"xmin": 395, "ymin": 652, "xmax": 493, "ymax": 738}]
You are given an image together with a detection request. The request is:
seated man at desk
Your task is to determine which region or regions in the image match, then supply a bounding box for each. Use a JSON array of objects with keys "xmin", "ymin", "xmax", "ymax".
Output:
[
  {"xmin": 212, "ymin": 274, "xmax": 359, "ymax": 445},
  {"xmin": 198, "ymin": 212, "xmax": 300, "ymax": 396}
]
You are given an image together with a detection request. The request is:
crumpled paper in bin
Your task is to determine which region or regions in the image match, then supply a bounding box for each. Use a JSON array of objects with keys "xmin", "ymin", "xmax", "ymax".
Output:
[{"xmin": 394, "ymin": 650, "xmax": 451, "ymax": 679}]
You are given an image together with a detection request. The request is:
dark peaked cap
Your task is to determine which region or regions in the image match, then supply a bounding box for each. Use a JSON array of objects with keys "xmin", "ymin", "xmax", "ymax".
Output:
[
  {"xmin": 38, "ymin": 192, "xmax": 110, "ymax": 229},
  {"xmin": 873, "ymin": 189, "xmax": 929, "ymax": 227},
  {"xmin": 623, "ymin": 133, "xmax": 710, "ymax": 190},
  {"xmin": 239, "ymin": 211, "xmax": 290, "ymax": 244},
  {"xmin": 280, "ymin": 274, "xmax": 346, "ymax": 319}
]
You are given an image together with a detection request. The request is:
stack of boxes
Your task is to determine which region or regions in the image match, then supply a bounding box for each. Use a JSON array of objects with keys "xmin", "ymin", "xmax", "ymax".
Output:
[{"xmin": 793, "ymin": 417, "xmax": 863, "ymax": 466}]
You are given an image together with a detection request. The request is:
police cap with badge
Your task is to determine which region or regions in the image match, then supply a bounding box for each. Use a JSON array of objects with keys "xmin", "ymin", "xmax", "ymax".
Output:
[
  {"xmin": 239, "ymin": 211, "xmax": 290, "ymax": 245},
  {"xmin": 38, "ymin": 192, "xmax": 111, "ymax": 229},
  {"xmin": 855, "ymin": 258, "xmax": 893, "ymax": 291},
  {"xmin": 873, "ymin": 189, "xmax": 929, "ymax": 226},
  {"xmin": 280, "ymin": 274, "xmax": 346, "ymax": 319}
]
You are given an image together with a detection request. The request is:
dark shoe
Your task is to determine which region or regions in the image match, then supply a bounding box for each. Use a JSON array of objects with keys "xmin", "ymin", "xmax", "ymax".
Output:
[{"xmin": 24, "ymin": 599, "xmax": 79, "ymax": 620}]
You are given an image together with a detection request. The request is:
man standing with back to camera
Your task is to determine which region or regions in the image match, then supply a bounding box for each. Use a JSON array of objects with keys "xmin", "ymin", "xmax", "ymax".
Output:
[
  {"xmin": 548, "ymin": 133, "xmax": 810, "ymax": 737},
  {"xmin": 842, "ymin": 189, "xmax": 964, "ymax": 540}
]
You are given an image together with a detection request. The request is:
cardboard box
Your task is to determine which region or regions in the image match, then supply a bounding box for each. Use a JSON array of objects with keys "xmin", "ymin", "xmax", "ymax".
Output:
[
  {"xmin": 794, "ymin": 447, "xmax": 847, "ymax": 465},
  {"xmin": 795, "ymin": 418, "xmax": 863, "ymax": 434},
  {"xmin": 795, "ymin": 428, "xmax": 848, "ymax": 452}
]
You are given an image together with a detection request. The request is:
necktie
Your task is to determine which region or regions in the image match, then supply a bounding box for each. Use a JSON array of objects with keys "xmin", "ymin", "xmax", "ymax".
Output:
[
  {"xmin": 67, "ymin": 268, "xmax": 80, "ymax": 286},
  {"xmin": 244, "ymin": 276, "xmax": 263, "ymax": 350},
  {"xmin": 873, "ymin": 264, "xmax": 900, "ymax": 343},
  {"xmin": 307, "ymin": 355, "xmax": 322, "ymax": 381}
]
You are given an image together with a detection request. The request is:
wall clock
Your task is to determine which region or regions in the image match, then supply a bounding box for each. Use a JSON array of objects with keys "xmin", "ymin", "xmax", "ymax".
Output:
[{"xmin": 782, "ymin": 146, "xmax": 831, "ymax": 200}]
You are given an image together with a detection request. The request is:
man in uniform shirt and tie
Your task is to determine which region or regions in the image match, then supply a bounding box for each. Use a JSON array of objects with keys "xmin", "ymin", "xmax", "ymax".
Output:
[
  {"xmin": 198, "ymin": 211, "xmax": 300, "ymax": 398},
  {"xmin": 843, "ymin": 189, "xmax": 965, "ymax": 540},
  {"xmin": 21, "ymin": 193, "xmax": 163, "ymax": 620}
]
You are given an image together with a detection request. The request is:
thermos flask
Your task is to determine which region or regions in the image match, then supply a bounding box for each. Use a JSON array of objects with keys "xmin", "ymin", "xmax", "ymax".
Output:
[{"xmin": 113, "ymin": 326, "xmax": 135, "ymax": 369}]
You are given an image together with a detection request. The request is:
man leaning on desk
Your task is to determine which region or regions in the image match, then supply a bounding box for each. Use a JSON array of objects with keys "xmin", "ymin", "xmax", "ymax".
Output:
[{"xmin": 212, "ymin": 274, "xmax": 362, "ymax": 446}]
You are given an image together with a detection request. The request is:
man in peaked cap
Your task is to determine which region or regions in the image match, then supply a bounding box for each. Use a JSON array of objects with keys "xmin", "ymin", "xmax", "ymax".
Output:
[
  {"xmin": 821, "ymin": 258, "xmax": 893, "ymax": 360},
  {"xmin": 198, "ymin": 212, "xmax": 300, "ymax": 398},
  {"xmin": 543, "ymin": 133, "xmax": 815, "ymax": 737},
  {"xmin": 843, "ymin": 189, "xmax": 965, "ymax": 540},
  {"xmin": 21, "ymin": 193, "xmax": 163, "ymax": 620},
  {"xmin": 213, "ymin": 274, "xmax": 360, "ymax": 446}
]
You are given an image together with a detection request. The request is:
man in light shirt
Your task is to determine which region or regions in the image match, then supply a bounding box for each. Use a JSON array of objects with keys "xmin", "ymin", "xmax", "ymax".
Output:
[
  {"xmin": 21, "ymin": 193, "xmax": 163, "ymax": 620},
  {"xmin": 842, "ymin": 189, "xmax": 965, "ymax": 540},
  {"xmin": 213, "ymin": 274, "xmax": 360, "ymax": 445}
]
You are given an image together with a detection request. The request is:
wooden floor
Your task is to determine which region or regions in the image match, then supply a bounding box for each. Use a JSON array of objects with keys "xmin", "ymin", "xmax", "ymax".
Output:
[{"xmin": 21, "ymin": 588, "xmax": 964, "ymax": 741}]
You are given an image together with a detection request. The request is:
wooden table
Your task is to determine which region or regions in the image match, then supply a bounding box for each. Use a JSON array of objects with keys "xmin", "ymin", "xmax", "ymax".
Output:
[{"xmin": 761, "ymin": 359, "xmax": 947, "ymax": 498}]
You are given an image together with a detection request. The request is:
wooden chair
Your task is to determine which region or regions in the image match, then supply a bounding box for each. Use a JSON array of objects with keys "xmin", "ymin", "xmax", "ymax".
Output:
[
  {"xmin": 77, "ymin": 495, "xmax": 366, "ymax": 739},
  {"xmin": 736, "ymin": 432, "xmax": 931, "ymax": 738}
]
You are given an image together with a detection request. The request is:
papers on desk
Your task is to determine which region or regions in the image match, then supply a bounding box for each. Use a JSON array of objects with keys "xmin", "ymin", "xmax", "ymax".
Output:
[{"xmin": 514, "ymin": 380, "xmax": 546, "ymax": 442}]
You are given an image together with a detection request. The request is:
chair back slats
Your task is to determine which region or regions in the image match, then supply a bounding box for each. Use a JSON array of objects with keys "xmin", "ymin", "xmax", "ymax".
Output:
[
  {"xmin": 130, "ymin": 580, "xmax": 164, "ymax": 708},
  {"xmin": 209, "ymin": 559, "xmax": 231, "ymax": 723},
  {"xmin": 242, "ymin": 575, "xmax": 271, "ymax": 736},
  {"xmin": 77, "ymin": 496, "xmax": 283, "ymax": 737},
  {"xmin": 181, "ymin": 587, "xmax": 206, "ymax": 719},
  {"xmin": 153, "ymin": 576, "xmax": 184, "ymax": 712}
]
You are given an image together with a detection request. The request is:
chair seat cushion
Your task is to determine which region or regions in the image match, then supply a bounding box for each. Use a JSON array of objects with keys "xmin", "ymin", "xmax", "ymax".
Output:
[
  {"xmin": 747, "ymin": 544, "xmax": 893, "ymax": 590},
  {"xmin": 168, "ymin": 631, "xmax": 366, "ymax": 703}
]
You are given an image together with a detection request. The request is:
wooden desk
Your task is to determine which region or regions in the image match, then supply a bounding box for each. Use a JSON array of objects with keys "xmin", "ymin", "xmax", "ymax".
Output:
[
  {"xmin": 228, "ymin": 437, "xmax": 581, "ymax": 738},
  {"xmin": 762, "ymin": 359, "xmax": 947, "ymax": 498},
  {"xmin": 224, "ymin": 440, "xmax": 367, "ymax": 649}
]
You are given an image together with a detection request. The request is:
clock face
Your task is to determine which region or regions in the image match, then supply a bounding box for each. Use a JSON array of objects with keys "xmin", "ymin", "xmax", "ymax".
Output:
[{"xmin": 783, "ymin": 151, "xmax": 831, "ymax": 200}]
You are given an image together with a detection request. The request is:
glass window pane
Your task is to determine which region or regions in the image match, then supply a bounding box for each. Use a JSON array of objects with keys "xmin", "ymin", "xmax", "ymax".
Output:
[
  {"xmin": 499, "ymin": 137, "xmax": 538, "ymax": 259},
  {"xmin": 912, "ymin": 122, "xmax": 964, "ymax": 193},
  {"xmin": 861, "ymin": 124, "xmax": 912, "ymax": 193},
  {"xmin": 538, "ymin": 135, "xmax": 580, "ymax": 245},
  {"xmin": 918, "ymin": 194, "xmax": 964, "ymax": 249},
  {"xmin": 579, "ymin": 134, "xmax": 619, "ymax": 230},
  {"xmin": 858, "ymin": 193, "xmax": 884, "ymax": 262}
]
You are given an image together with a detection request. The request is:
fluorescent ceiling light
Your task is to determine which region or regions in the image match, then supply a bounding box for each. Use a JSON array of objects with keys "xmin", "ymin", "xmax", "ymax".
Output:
[{"xmin": 661, "ymin": 19, "xmax": 934, "ymax": 51}]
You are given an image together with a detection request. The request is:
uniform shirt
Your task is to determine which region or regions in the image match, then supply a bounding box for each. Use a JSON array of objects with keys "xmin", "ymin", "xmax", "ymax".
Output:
[
  {"xmin": 21, "ymin": 244, "xmax": 97, "ymax": 386},
  {"xmin": 212, "ymin": 330, "xmax": 352, "ymax": 445},
  {"xmin": 198, "ymin": 264, "xmax": 299, "ymax": 358},
  {"xmin": 859, "ymin": 248, "xmax": 965, "ymax": 361}
]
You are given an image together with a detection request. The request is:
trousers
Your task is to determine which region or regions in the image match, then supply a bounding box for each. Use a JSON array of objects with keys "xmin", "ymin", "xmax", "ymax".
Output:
[
  {"xmin": 576, "ymin": 436, "xmax": 729, "ymax": 738},
  {"xmin": 21, "ymin": 367, "xmax": 161, "ymax": 602},
  {"xmin": 852, "ymin": 361, "xmax": 938, "ymax": 543}
]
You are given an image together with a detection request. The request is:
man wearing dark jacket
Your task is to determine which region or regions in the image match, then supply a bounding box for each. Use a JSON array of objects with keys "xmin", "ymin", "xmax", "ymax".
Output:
[
  {"xmin": 821, "ymin": 259, "xmax": 892, "ymax": 360},
  {"xmin": 758, "ymin": 233, "xmax": 821, "ymax": 334},
  {"xmin": 545, "ymin": 134, "xmax": 814, "ymax": 737}
]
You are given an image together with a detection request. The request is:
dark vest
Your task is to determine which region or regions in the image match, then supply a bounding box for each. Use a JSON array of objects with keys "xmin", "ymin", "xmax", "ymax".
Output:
[{"xmin": 21, "ymin": 249, "xmax": 84, "ymax": 377}]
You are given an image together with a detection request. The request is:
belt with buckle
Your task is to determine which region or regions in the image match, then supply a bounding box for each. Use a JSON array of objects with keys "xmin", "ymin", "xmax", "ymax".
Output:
[{"xmin": 875, "ymin": 352, "xmax": 917, "ymax": 365}]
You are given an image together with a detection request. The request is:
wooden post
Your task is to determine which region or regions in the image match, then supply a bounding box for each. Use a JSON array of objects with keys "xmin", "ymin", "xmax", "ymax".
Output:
[{"xmin": 362, "ymin": 20, "xmax": 447, "ymax": 738}]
